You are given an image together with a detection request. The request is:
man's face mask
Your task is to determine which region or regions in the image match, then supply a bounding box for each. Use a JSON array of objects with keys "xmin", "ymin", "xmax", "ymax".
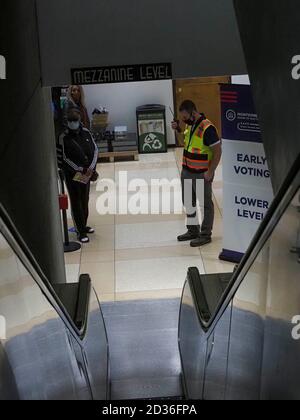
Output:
[
  {"xmin": 183, "ymin": 114, "xmax": 195, "ymax": 126},
  {"xmin": 68, "ymin": 119, "xmax": 80, "ymax": 131}
]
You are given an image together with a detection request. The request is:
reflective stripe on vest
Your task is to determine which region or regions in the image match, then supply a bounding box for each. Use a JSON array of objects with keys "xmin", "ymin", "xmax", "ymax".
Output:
[{"xmin": 183, "ymin": 149, "xmax": 209, "ymax": 170}]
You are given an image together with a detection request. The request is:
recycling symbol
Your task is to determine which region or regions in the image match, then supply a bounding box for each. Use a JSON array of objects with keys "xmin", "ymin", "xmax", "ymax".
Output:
[{"xmin": 143, "ymin": 133, "xmax": 163, "ymax": 152}]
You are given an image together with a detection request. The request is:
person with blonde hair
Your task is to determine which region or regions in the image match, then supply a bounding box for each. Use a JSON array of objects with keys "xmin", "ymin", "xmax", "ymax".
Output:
[{"xmin": 64, "ymin": 85, "xmax": 91, "ymax": 130}]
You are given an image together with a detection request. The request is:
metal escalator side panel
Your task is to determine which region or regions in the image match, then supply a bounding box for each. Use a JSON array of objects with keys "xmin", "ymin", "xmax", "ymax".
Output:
[{"xmin": 188, "ymin": 267, "xmax": 211, "ymax": 325}]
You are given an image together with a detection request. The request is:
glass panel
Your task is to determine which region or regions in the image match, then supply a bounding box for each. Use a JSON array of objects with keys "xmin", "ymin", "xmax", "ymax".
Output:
[
  {"xmin": 203, "ymin": 302, "xmax": 232, "ymax": 400},
  {"xmin": 226, "ymin": 188, "xmax": 300, "ymax": 400},
  {"xmin": 261, "ymin": 189, "xmax": 300, "ymax": 399},
  {"xmin": 0, "ymin": 231, "xmax": 91, "ymax": 400}
]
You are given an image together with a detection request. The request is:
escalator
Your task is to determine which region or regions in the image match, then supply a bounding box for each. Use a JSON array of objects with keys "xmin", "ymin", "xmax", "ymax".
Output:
[
  {"xmin": 0, "ymin": 203, "xmax": 183, "ymax": 401},
  {"xmin": 179, "ymin": 153, "xmax": 300, "ymax": 400},
  {"xmin": 1, "ymin": 157, "xmax": 299, "ymax": 401},
  {"xmin": 1, "ymin": 0, "xmax": 300, "ymax": 402},
  {"xmin": 1, "ymin": 151, "xmax": 299, "ymax": 400},
  {"xmin": 0, "ymin": 204, "xmax": 109, "ymax": 400}
]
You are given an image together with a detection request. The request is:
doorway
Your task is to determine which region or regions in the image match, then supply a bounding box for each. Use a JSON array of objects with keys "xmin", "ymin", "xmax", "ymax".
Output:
[{"xmin": 173, "ymin": 76, "xmax": 231, "ymax": 144}]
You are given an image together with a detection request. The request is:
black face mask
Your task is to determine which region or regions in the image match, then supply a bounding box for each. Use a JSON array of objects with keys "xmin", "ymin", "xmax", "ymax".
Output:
[{"xmin": 183, "ymin": 115, "xmax": 196, "ymax": 126}]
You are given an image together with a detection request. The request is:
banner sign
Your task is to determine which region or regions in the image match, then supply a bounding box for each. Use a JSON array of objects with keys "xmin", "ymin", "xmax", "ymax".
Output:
[
  {"xmin": 71, "ymin": 63, "xmax": 172, "ymax": 85},
  {"xmin": 219, "ymin": 84, "xmax": 274, "ymax": 263}
]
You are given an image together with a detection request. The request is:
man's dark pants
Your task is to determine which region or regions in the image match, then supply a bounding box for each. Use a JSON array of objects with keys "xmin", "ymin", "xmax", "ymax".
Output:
[{"xmin": 181, "ymin": 167, "xmax": 214, "ymax": 237}]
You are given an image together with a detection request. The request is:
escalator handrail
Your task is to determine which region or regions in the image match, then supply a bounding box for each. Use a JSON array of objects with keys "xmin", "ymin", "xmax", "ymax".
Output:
[
  {"xmin": 198, "ymin": 153, "xmax": 300, "ymax": 334},
  {"xmin": 0, "ymin": 203, "xmax": 86, "ymax": 344}
]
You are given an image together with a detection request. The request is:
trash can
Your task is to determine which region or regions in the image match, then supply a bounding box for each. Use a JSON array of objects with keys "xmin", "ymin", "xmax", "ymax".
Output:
[{"xmin": 136, "ymin": 105, "xmax": 168, "ymax": 154}]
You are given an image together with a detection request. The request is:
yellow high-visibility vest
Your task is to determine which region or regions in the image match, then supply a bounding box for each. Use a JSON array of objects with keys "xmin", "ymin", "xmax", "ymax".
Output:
[{"xmin": 183, "ymin": 118, "xmax": 216, "ymax": 172}]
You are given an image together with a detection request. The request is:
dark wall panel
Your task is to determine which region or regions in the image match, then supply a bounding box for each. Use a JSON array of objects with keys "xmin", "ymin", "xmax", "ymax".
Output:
[
  {"xmin": 0, "ymin": 0, "xmax": 41, "ymax": 150},
  {"xmin": 36, "ymin": 0, "xmax": 247, "ymax": 86},
  {"xmin": 0, "ymin": 1, "xmax": 66, "ymax": 284},
  {"xmin": 234, "ymin": 0, "xmax": 300, "ymax": 192}
]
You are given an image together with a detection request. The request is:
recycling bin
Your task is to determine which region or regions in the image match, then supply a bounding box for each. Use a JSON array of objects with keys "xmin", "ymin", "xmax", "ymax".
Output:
[{"xmin": 136, "ymin": 104, "xmax": 168, "ymax": 154}]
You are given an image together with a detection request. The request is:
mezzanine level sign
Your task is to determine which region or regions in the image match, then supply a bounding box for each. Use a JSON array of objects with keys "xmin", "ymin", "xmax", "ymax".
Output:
[{"xmin": 71, "ymin": 63, "xmax": 172, "ymax": 85}]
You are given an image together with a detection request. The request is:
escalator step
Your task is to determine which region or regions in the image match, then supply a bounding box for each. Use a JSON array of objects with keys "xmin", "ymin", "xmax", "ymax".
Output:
[{"xmin": 102, "ymin": 299, "xmax": 182, "ymax": 400}]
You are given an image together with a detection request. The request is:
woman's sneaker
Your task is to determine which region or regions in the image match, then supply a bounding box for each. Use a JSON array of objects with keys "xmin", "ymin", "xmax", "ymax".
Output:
[
  {"xmin": 78, "ymin": 234, "xmax": 90, "ymax": 244},
  {"xmin": 85, "ymin": 227, "xmax": 95, "ymax": 234}
]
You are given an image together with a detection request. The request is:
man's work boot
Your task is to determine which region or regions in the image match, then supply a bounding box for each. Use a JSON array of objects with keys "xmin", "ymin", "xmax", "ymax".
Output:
[
  {"xmin": 177, "ymin": 228, "xmax": 200, "ymax": 242},
  {"xmin": 190, "ymin": 235, "xmax": 212, "ymax": 247}
]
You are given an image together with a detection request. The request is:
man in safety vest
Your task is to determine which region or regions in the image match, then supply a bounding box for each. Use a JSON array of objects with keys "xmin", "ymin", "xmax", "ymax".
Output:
[{"xmin": 172, "ymin": 100, "xmax": 222, "ymax": 247}]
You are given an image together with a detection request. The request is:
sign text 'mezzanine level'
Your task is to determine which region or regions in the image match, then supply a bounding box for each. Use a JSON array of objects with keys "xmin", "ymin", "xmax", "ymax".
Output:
[{"xmin": 71, "ymin": 63, "xmax": 172, "ymax": 85}]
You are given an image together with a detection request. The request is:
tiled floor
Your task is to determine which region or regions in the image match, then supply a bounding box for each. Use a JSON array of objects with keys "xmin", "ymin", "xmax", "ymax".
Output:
[{"xmin": 65, "ymin": 149, "xmax": 235, "ymax": 301}]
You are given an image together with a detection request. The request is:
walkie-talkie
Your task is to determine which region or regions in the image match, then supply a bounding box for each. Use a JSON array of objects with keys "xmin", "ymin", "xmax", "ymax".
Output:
[{"xmin": 169, "ymin": 107, "xmax": 181, "ymax": 133}]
